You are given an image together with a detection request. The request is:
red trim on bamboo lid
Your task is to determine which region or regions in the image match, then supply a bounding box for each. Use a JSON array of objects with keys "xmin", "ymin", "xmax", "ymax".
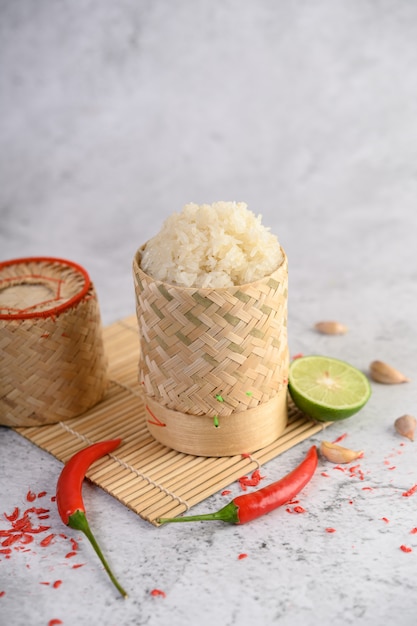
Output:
[{"xmin": 0, "ymin": 256, "xmax": 91, "ymax": 320}]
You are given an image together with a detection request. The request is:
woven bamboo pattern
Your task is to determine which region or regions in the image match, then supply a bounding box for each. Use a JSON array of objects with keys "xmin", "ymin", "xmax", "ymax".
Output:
[
  {"xmin": 0, "ymin": 257, "xmax": 108, "ymax": 427},
  {"xmin": 15, "ymin": 315, "xmax": 330, "ymax": 526},
  {"xmin": 132, "ymin": 247, "xmax": 289, "ymax": 454},
  {"xmin": 133, "ymin": 246, "xmax": 288, "ymax": 416}
]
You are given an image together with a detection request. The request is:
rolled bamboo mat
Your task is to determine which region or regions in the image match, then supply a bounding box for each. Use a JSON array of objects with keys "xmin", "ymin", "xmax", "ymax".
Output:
[{"xmin": 15, "ymin": 315, "xmax": 329, "ymax": 526}]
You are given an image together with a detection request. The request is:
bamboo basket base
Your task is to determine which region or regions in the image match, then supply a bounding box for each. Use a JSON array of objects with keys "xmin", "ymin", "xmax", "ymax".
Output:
[
  {"xmin": 15, "ymin": 315, "xmax": 330, "ymax": 526},
  {"xmin": 145, "ymin": 392, "xmax": 288, "ymax": 456}
]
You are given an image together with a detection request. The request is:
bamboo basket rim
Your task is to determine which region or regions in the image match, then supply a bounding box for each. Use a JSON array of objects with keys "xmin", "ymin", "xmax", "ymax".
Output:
[
  {"xmin": 133, "ymin": 244, "xmax": 287, "ymax": 292},
  {"xmin": 0, "ymin": 256, "xmax": 91, "ymax": 320}
]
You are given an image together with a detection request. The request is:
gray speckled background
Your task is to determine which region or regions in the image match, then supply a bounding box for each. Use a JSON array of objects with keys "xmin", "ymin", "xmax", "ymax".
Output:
[{"xmin": 1, "ymin": 2, "xmax": 417, "ymax": 625}]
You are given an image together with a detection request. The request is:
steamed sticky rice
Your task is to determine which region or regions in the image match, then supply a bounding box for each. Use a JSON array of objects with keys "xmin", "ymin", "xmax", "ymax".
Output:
[{"xmin": 140, "ymin": 201, "xmax": 283, "ymax": 288}]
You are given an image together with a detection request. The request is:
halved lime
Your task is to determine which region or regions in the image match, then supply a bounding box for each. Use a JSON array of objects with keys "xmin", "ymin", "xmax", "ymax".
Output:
[{"xmin": 288, "ymin": 355, "xmax": 371, "ymax": 422}]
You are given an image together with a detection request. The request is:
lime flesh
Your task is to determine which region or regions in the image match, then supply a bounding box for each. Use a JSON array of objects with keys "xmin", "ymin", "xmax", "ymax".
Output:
[{"xmin": 288, "ymin": 355, "xmax": 371, "ymax": 422}]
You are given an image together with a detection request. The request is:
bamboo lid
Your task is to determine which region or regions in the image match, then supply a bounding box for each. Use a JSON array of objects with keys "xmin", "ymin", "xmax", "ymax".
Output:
[{"xmin": 0, "ymin": 257, "xmax": 108, "ymax": 427}]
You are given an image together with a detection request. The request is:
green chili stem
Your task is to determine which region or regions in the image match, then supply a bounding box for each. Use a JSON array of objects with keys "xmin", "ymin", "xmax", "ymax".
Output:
[
  {"xmin": 158, "ymin": 501, "xmax": 239, "ymax": 525},
  {"xmin": 68, "ymin": 510, "xmax": 127, "ymax": 598}
]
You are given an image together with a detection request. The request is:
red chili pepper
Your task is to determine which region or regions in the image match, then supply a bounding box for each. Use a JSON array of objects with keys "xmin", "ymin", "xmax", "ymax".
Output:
[
  {"xmin": 56, "ymin": 438, "xmax": 127, "ymax": 598},
  {"xmin": 158, "ymin": 445, "xmax": 318, "ymax": 525}
]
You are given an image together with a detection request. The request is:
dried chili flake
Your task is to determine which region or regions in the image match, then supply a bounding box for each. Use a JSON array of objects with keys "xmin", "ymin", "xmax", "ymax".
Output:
[
  {"xmin": 361, "ymin": 487, "xmax": 373, "ymax": 491},
  {"xmin": 325, "ymin": 528, "xmax": 336, "ymax": 533},
  {"xmin": 321, "ymin": 472, "xmax": 330, "ymax": 478},
  {"xmin": 410, "ymin": 528, "xmax": 417, "ymax": 534},
  {"xmin": 349, "ymin": 465, "xmax": 365, "ymax": 481},
  {"xmin": 72, "ymin": 563, "xmax": 85, "ymax": 569},
  {"xmin": 332, "ymin": 433, "xmax": 347, "ymax": 444},
  {"xmin": 221, "ymin": 490, "xmax": 232, "ymax": 496},
  {"xmin": 33, "ymin": 507, "xmax": 49, "ymax": 515},
  {"xmin": 381, "ymin": 517, "xmax": 390, "ymax": 524},
  {"xmin": 65, "ymin": 551, "xmax": 77, "ymax": 559},
  {"xmin": 48, "ymin": 620, "xmax": 63, "ymax": 626},
  {"xmin": 11, "ymin": 515, "xmax": 31, "ymax": 532},
  {"xmin": 29, "ymin": 525, "xmax": 51, "ymax": 534},
  {"xmin": 26, "ymin": 491, "xmax": 37, "ymax": 503},
  {"xmin": 2, "ymin": 534, "xmax": 22, "ymax": 547},
  {"xmin": 0, "ymin": 591, "xmax": 5, "ymax": 597},
  {"xmin": 4, "ymin": 508, "xmax": 20, "ymax": 522},
  {"xmin": 23, "ymin": 507, "xmax": 36, "ymax": 515},
  {"xmin": 150, "ymin": 589, "xmax": 166, "ymax": 598},
  {"xmin": 333, "ymin": 465, "xmax": 346, "ymax": 472},
  {"xmin": 402, "ymin": 484, "xmax": 417, "ymax": 497},
  {"xmin": 40, "ymin": 581, "xmax": 50, "ymax": 586},
  {"xmin": 238, "ymin": 553, "xmax": 248, "ymax": 560},
  {"xmin": 37, "ymin": 491, "xmax": 47, "ymax": 498},
  {"xmin": 40, "ymin": 534, "xmax": 55, "ymax": 548},
  {"xmin": 70, "ymin": 538, "xmax": 79, "ymax": 552},
  {"xmin": 292, "ymin": 353, "xmax": 303, "ymax": 360},
  {"xmin": 238, "ymin": 479, "xmax": 249, "ymax": 491},
  {"xmin": 400, "ymin": 545, "xmax": 412, "ymax": 553},
  {"xmin": 286, "ymin": 505, "xmax": 305, "ymax": 514},
  {"xmin": 239, "ymin": 469, "xmax": 265, "ymax": 490},
  {"xmin": 293, "ymin": 506, "xmax": 306, "ymax": 514},
  {"xmin": 53, "ymin": 580, "xmax": 62, "ymax": 589}
]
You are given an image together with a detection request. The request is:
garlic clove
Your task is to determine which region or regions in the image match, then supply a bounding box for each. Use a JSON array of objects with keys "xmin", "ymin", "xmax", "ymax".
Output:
[
  {"xmin": 314, "ymin": 321, "xmax": 348, "ymax": 335},
  {"xmin": 320, "ymin": 440, "xmax": 364, "ymax": 464},
  {"xmin": 369, "ymin": 360, "xmax": 410, "ymax": 384},
  {"xmin": 394, "ymin": 414, "xmax": 416, "ymax": 441}
]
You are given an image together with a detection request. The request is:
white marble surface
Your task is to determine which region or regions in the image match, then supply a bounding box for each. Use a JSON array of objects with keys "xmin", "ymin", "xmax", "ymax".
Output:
[{"xmin": 1, "ymin": 1, "xmax": 417, "ymax": 624}]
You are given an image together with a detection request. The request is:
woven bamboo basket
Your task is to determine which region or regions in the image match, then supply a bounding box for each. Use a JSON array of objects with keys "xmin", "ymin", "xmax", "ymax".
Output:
[
  {"xmin": 0, "ymin": 257, "xmax": 108, "ymax": 427},
  {"xmin": 132, "ymin": 246, "xmax": 289, "ymax": 456}
]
